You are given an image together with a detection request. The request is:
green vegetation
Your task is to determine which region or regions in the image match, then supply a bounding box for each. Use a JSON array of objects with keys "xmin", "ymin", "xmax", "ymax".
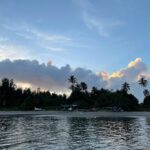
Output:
[{"xmin": 0, "ymin": 76, "xmax": 149, "ymax": 111}]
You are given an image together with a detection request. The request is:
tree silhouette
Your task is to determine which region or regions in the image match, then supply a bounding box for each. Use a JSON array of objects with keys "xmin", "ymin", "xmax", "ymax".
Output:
[
  {"xmin": 138, "ymin": 77, "xmax": 148, "ymax": 97},
  {"xmin": 0, "ymin": 77, "xmax": 141, "ymax": 111},
  {"xmin": 143, "ymin": 89, "xmax": 150, "ymax": 97},
  {"xmin": 75, "ymin": 84, "xmax": 81, "ymax": 92},
  {"xmin": 91, "ymin": 86, "xmax": 98, "ymax": 96},
  {"xmin": 68, "ymin": 75, "xmax": 77, "ymax": 92},
  {"xmin": 138, "ymin": 77, "xmax": 148, "ymax": 88},
  {"xmin": 0, "ymin": 78, "xmax": 16, "ymax": 107},
  {"xmin": 121, "ymin": 82, "xmax": 130, "ymax": 94},
  {"xmin": 80, "ymin": 82, "xmax": 87, "ymax": 92}
]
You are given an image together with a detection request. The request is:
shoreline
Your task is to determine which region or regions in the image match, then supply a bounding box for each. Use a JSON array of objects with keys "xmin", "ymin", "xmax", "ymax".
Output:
[{"xmin": 0, "ymin": 111, "xmax": 150, "ymax": 118}]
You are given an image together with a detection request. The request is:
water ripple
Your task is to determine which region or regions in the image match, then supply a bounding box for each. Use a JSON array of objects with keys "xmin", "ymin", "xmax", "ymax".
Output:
[{"xmin": 0, "ymin": 116, "xmax": 150, "ymax": 149}]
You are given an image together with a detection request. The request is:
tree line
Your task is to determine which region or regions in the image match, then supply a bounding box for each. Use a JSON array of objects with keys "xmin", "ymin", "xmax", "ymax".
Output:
[
  {"xmin": 67, "ymin": 75, "xmax": 150, "ymax": 111},
  {"xmin": 0, "ymin": 78, "xmax": 67, "ymax": 110},
  {"xmin": 0, "ymin": 76, "xmax": 150, "ymax": 111}
]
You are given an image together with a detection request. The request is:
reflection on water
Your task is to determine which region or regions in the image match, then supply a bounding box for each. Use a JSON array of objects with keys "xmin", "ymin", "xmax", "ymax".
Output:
[{"xmin": 0, "ymin": 115, "xmax": 150, "ymax": 150}]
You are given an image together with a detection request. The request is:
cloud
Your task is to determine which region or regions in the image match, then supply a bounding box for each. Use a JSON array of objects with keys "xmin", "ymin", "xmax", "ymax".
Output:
[
  {"xmin": 0, "ymin": 58, "xmax": 149, "ymax": 101},
  {"xmin": 0, "ymin": 43, "xmax": 31, "ymax": 60},
  {"xmin": 1, "ymin": 23, "xmax": 89, "ymax": 63},
  {"xmin": 47, "ymin": 60, "xmax": 53, "ymax": 66},
  {"xmin": 2, "ymin": 24, "xmax": 72, "ymax": 52},
  {"xmin": 2, "ymin": 24, "xmax": 62, "ymax": 41},
  {"xmin": 0, "ymin": 59, "xmax": 106, "ymax": 94},
  {"xmin": 83, "ymin": 13, "xmax": 109, "ymax": 37},
  {"xmin": 45, "ymin": 47, "xmax": 65, "ymax": 52},
  {"xmin": 98, "ymin": 58, "xmax": 147, "ymax": 81},
  {"xmin": 76, "ymin": 0, "xmax": 124, "ymax": 37},
  {"xmin": 97, "ymin": 58, "xmax": 149, "ymax": 100},
  {"xmin": 16, "ymin": 81, "xmax": 32, "ymax": 89},
  {"xmin": 21, "ymin": 25, "xmax": 71, "ymax": 42}
]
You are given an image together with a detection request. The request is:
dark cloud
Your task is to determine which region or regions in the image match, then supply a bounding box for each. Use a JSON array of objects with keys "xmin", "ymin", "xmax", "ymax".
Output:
[{"xmin": 0, "ymin": 59, "xmax": 106, "ymax": 93}]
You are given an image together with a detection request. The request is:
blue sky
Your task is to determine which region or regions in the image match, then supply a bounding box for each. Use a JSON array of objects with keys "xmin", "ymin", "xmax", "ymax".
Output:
[
  {"xmin": 0, "ymin": 0, "xmax": 150, "ymax": 100},
  {"xmin": 0, "ymin": 0, "xmax": 150, "ymax": 71}
]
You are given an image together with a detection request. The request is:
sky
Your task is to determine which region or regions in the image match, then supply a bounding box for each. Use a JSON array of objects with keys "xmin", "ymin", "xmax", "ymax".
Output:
[{"xmin": 0, "ymin": 0, "xmax": 150, "ymax": 101}]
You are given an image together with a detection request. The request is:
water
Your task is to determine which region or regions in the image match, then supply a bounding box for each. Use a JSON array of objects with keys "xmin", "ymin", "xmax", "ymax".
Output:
[{"xmin": 0, "ymin": 115, "xmax": 150, "ymax": 150}]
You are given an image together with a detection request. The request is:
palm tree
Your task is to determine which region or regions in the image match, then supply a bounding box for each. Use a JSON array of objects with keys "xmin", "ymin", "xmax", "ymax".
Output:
[
  {"xmin": 138, "ymin": 77, "xmax": 148, "ymax": 88},
  {"xmin": 80, "ymin": 82, "xmax": 87, "ymax": 92},
  {"xmin": 10, "ymin": 79, "xmax": 16, "ymax": 89},
  {"xmin": 75, "ymin": 84, "xmax": 81, "ymax": 92},
  {"xmin": 68, "ymin": 75, "xmax": 77, "ymax": 92},
  {"xmin": 91, "ymin": 86, "xmax": 98, "ymax": 95},
  {"xmin": 143, "ymin": 89, "xmax": 150, "ymax": 97},
  {"xmin": 121, "ymin": 82, "xmax": 130, "ymax": 94},
  {"xmin": 138, "ymin": 77, "xmax": 148, "ymax": 97}
]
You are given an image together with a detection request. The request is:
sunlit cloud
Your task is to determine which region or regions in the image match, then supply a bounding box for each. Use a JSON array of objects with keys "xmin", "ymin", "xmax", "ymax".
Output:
[
  {"xmin": 97, "ymin": 71, "xmax": 109, "ymax": 80},
  {"xmin": 110, "ymin": 71, "xmax": 123, "ymax": 78},
  {"xmin": 16, "ymin": 81, "xmax": 32, "ymax": 89},
  {"xmin": 128, "ymin": 58, "xmax": 142, "ymax": 68},
  {"xmin": 98, "ymin": 57, "xmax": 147, "ymax": 81},
  {"xmin": 98, "ymin": 58, "xmax": 147, "ymax": 81},
  {"xmin": 97, "ymin": 58, "xmax": 150, "ymax": 100}
]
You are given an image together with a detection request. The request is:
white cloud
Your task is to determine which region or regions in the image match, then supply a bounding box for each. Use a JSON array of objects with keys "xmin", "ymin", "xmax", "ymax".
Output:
[
  {"xmin": 2, "ymin": 23, "xmax": 73, "ymax": 52},
  {"xmin": 98, "ymin": 58, "xmax": 149, "ymax": 100},
  {"xmin": 0, "ymin": 43, "xmax": 31, "ymax": 60},
  {"xmin": 44, "ymin": 46, "xmax": 65, "ymax": 52},
  {"xmin": 83, "ymin": 13, "xmax": 109, "ymax": 37},
  {"xmin": 77, "ymin": 0, "xmax": 124, "ymax": 37},
  {"xmin": 22, "ymin": 25, "xmax": 71, "ymax": 42},
  {"xmin": 98, "ymin": 58, "xmax": 147, "ymax": 81}
]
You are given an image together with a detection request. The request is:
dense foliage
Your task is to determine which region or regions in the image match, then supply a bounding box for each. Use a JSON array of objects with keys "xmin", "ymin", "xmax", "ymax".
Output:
[
  {"xmin": 0, "ymin": 78, "xmax": 67, "ymax": 110},
  {"xmin": 68, "ymin": 84, "xmax": 138, "ymax": 111},
  {"xmin": 0, "ymin": 76, "xmax": 150, "ymax": 111}
]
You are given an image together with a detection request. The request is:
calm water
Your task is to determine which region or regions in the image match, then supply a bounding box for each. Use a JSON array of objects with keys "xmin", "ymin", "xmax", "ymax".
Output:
[{"xmin": 0, "ymin": 115, "xmax": 150, "ymax": 150}]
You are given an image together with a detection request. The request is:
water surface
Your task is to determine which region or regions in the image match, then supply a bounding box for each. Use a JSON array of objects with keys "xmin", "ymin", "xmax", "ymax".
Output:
[{"xmin": 0, "ymin": 115, "xmax": 150, "ymax": 149}]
